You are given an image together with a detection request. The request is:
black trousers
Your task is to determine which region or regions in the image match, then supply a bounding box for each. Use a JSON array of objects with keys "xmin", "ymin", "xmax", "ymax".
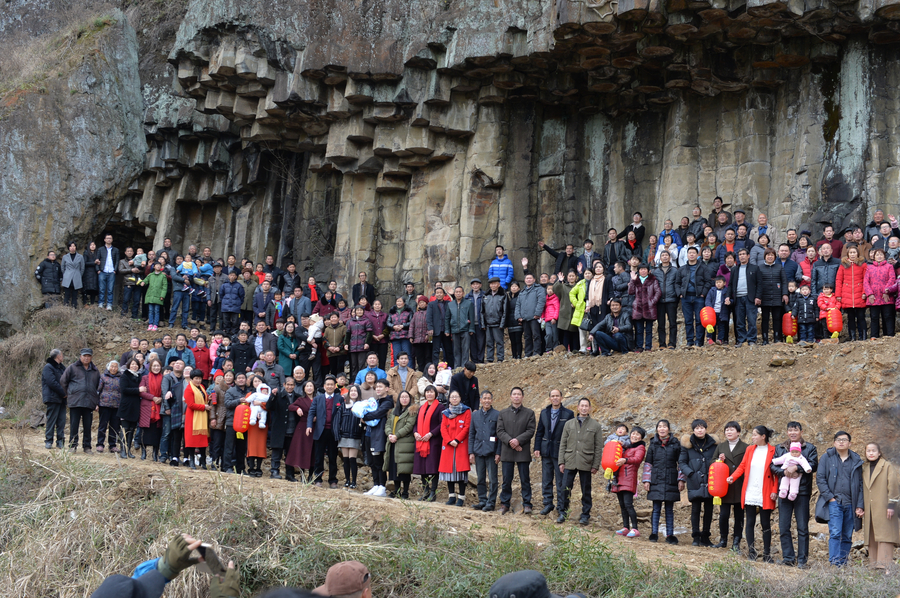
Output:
[
  {"xmin": 69, "ymin": 407, "xmax": 93, "ymax": 449},
  {"xmin": 169, "ymin": 428, "xmax": 183, "ymax": 460},
  {"xmin": 223, "ymin": 428, "xmax": 247, "ymax": 473},
  {"xmin": 870, "ymin": 304, "xmax": 896, "ymax": 338},
  {"xmin": 63, "ymin": 284, "xmax": 79, "ymax": 308},
  {"xmin": 541, "ymin": 456, "xmax": 564, "ymax": 508},
  {"xmin": 522, "ymin": 319, "xmax": 542, "ymax": 357},
  {"xmin": 778, "ymin": 495, "xmax": 811, "ymax": 564},
  {"xmin": 500, "ymin": 461, "xmax": 532, "ymax": 507},
  {"xmin": 97, "ymin": 406, "xmax": 120, "ymax": 448},
  {"xmin": 313, "ymin": 433, "xmax": 339, "ymax": 484},
  {"xmin": 371, "ymin": 452, "xmax": 386, "ymax": 487},
  {"xmin": 470, "ymin": 327, "xmax": 486, "ymax": 363},
  {"xmin": 209, "ymin": 429, "xmax": 225, "ymax": 466},
  {"xmin": 559, "ymin": 328, "xmax": 580, "ymax": 352},
  {"xmin": 719, "ymin": 502, "xmax": 745, "ymax": 541},
  {"xmin": 45, "ymin": 403, "xmax": 66, "ymax": 444},
  {"xmin": 412, "ymin": 342, "xmax": 431, "ymax": 371},
  {"xmin": 222, "ymin": 312, "xmax": 239, "ymax": 337},
  {"xmin": 373, "ymin": 343, "xmax": 388, "ymax": 371},
  {"xmin": 690, "ymin": 497, "xmax": 715, "ymax": 540},
  {"xmin": 657, "ymin": 301, "xmax": 678, "ymax": 347},
  {"xmin": 270, "ymin": 435, "xmax": 295, "ymax": 477},
  {"xmin": 561, "ymin": 469, "xmax": 592, "ymax": 516},
  {"xmin": 119, "ymin": 420, "xmax": 137, "ymax": 452},
  {"xmin": 745, "ymin": 506, "xmax": 772, "ymax": 557},
  {"xmin": 617, "ymin": 491, "xmax": 638, "ymax": 529},
  {"xmin": 508, "ymin": 330, "xmax": 523, "ymax": 359},
  {"xmin": 760, "ymin": 305, "xmax": 783, "ymax": 342},
  {"xmin": 207, "ymin": 303, "xmax": 220, "ymax": 331},
  {"xmin": 349, "ymin": 352, "xmax": 367, "ymax": 383}
]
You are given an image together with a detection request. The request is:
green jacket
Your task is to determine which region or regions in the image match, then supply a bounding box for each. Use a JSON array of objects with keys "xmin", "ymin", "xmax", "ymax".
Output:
[
  {"xmin": 559, "ymin": 415, "xmax": 603, "ymax": 472},
  {"xmin": 239, "ymin": 278, "xmax": 258, "ymax": 311},
  {"xmin": 569, "ymin": 279, "xmax": 588, "ymax": 328},
  {"xmin": 553, "ymin": 280, "xmax": 577, "ymax": 330},
  {"xmin": 445, "ymin": 298, "xmax": 475, "ymax": 334},
  {"xmin": 384, "ymin": 408, "xmax": 416, "ymax": 475},
  {"xmin": 143, "ymin": 271, "xmax": 168, "ymax": 306},
  {"xmin": 277, "ymin": 334, "xmax": 300, "ymax": 373}
]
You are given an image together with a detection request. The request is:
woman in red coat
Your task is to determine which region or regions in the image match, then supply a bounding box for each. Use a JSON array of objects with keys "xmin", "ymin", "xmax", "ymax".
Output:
[
  {"xmin": 611, "ymin": 426, "xmax": 647, "ymax": 538},
  {"xmin": 191, "ymin": 336, "xmax": 212, "ymax": 381},
  {"xmin": 439, "ymin": 390, "xmax": 471, "ymax": 507},
  {"xmin": 183, "ymin": 369, "xmax": 210, "ymax": 469},
  {"xmin": 728, "ymin": 425, "xmax": 778, "ymax": 562},
  {"xmin": 138, "ymin": 359, "xmax": 164, "ymax": 461},
  {"xmin": 835, "ymin": 246, "xmax": 867, "ymax": 341}
]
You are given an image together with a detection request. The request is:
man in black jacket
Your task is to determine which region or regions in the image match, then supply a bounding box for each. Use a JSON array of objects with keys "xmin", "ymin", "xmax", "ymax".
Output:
[
  {"xmin": 60, "ymin": 348, "xmax": 101, "ymax": 453},
  {"xmin": 449, "ymin": 362, "xmax": 479, "ymax": 411},
  {"xmin": 469, "ymin": 391, "xmax": 500, "ymax": 511},
  {"xmin": 533, "ymin": 389, "xmax": 574, "ymax": 516},
  {"xmin": 603, "ymin": 228, "xmax": 625, "ymax": 272},
  {"xmin": 538, "ymin": 241, "xmax": 579, "ymax": 277},
  {"xmin": 35, "ymin": 251, "xmax": 62, "ymax": 307},
  {"xmin": 426, "ymin": 287, "xmax": 452, "ymax": 367},
  {"xmin": 231, "ymin": 331, "xmax": 256, "ymax": 374},
  {"xmin": 676, "ymin": 247, "xmax": 707, "ymax": 347},
  {"xmin": 728, "ymin": 248, "xmax": 760, "ymax": 347},
  {"xmin": 617, "ymin": 212, "xmax": 646, "ymax": 246},
  {"xmin": 351, "ymin": 271, "xmax": 376, "ymax": 306},
  {"xmin": 42, "ymin": 349, "xmax": 67, "ymax": 449},
  {"xmin": 772, "ymin": 422, "xmax": 818, "ymax": 568}
]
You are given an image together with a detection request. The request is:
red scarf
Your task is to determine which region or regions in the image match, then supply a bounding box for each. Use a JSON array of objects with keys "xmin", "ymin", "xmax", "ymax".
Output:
[
  {"xmin": 416, "ymin": 399, "xmax": 440, "ymax": 457},
  {"xmin": 309, "ymin": 284, "xmax": 318, "ymax": 303}
]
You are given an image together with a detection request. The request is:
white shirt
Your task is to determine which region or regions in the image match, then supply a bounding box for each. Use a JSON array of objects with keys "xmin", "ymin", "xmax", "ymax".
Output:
[
  {"xmin": 744, "ymin": 446, "xmax": 768, "ymax": 507},
  {"xmin": 103, "ymin": 246, "xmax": 115, "ymax": 273}
]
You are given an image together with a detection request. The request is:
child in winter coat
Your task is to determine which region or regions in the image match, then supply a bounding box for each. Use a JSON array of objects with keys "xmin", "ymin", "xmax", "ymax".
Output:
[
  {"xmin": 792, "ymin": 284, "xmax": 817, "ymax": 343},
  {"xmin": 605, "ymin": 423, "xmax": 633, "ymax": 488},
  {"xmin": 542, "ymin": 285, "xmax": 560, "ymax": 352},
  {"xmin": 247, "ymin": 382, "xmax": 270, "ymax": 429},
  {"xmin": 704, "ymin": 276, "xmax": 730, "ymax": 345},
  {"xmin": 817, "ymin": 284, "xmax": 841, "ymax": 336},
  {"xmin": 771, "ymin": 442, "xmax": 812, "ymax": 500},
  {"xmin": 611, "ymin": 426, "xmax": 647, "ymax": 538}
]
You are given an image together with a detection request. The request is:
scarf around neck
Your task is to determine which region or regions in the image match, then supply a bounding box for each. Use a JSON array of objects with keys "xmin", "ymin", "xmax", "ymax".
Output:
[
  {"xmin": 188, "ymin": 381, "xmax": 209, "ymax": 436},
  {"xmin": 416, "ymin": 399, "xmax": 441, "ymax": 457}
]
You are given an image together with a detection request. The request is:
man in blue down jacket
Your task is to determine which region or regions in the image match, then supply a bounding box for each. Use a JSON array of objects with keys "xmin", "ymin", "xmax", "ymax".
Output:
[
  {"xmin": 42, "ymin": 349, "xmax": 67, "ymax": 449},
  {"xmin": 219, "ymin": 270, "xmax": 245, "ymax": 337}
]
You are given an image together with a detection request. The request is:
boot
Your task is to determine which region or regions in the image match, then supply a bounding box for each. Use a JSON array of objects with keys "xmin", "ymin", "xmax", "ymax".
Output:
[
  {"xmin": 119, "ymin": 445, "xmax": 128, "ymax": 459},
  {"xmin": 713, "ymin": 536, "xmax": 728, "ymax": 549},
  {"xmin": 731, "ymin": 537, "xmax": 741, "ymax": 553},
  {"xmin": 445, "ymin": 493, "xmax": 457, "ymax": 505},
  {"xmin": 140, "ymin": 447, "xmax": 147, "ymax": 460},
  {"xmin": 152, "ymin": 448, "xmax": 159, "ymax": 462},
  {"xmin": 270, "ymin": 469, "xmax": 282, "ymax": 480},
  {"xmin": 127, "ymin": 448, "xmax": 136, "ymax": 459}
]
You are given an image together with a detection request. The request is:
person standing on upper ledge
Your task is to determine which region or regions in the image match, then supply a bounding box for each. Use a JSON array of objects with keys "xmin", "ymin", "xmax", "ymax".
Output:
[
  {"xmin": 708, "ymin": 196, "xmax": 732, "ymax": 228},
  {"xmin": 488, "ymin": 245, "xmax": 514, "ymax": 289}
]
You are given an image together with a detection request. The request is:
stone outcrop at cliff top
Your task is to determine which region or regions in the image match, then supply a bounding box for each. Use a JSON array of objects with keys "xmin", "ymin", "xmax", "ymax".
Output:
[{"xmin": 0, "ymin": 12, "xmax": 145, "ymax": 334}]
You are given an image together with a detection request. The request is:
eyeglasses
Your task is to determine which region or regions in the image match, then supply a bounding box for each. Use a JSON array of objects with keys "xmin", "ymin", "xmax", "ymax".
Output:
[{"xmin": 835, "ymin": 438, "xmax": 850, "ymax": 443}]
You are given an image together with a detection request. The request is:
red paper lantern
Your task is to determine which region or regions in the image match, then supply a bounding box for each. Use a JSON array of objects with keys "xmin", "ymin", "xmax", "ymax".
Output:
[
  {"xmin": 708, "ymin": 461, "xmax": 730, "ymax": 506},
  {"xmin": 826, "ymin": 309, "xmax": 843, "ymax": 338},
  {"xmin": 782, "ymin": 313, "xmax": 798, "ymax": 343},
  {"xmin": 601, "ymin": 441, "xmax": 624, "ymax": 480},
  {"xmin": 700, "ymin": 307, "xmax": 716, "ymax": 334},
  {"xmin": 233, "ymin": 403, "xmax": 251, "ymax": 439}
]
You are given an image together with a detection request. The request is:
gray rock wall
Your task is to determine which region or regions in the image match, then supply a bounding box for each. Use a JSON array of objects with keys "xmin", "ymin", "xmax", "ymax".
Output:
[{"xmin": 0, "ymin": 13, "xmax": 145, "ymax": 334}]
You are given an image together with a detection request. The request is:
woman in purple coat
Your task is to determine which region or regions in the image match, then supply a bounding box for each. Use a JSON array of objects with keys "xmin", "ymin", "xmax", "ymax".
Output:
[
  {"xmin": 286, "ymin": 380, "xmax": 317, "ymax": 481},
  {"xmin": 366, "ymin": 300, "xmax": 390, "ymax": 369},
  {"xmin": 413, "ymin": 385, "xmax": 443, "ymax": 501}
]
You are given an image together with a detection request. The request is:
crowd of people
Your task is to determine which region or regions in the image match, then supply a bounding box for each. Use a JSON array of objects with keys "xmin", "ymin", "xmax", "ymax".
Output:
[
  {"xmin": 37, "ymin": 200, "xmax": 900, "ymax": 571},
  {"xmin": 34, "ymin": 205, "xmax": 900, "ymax": 365}
]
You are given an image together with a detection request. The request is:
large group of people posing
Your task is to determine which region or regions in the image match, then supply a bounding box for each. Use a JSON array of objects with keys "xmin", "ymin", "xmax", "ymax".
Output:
[{"xmin": 36, "ymin": 198, "xmax": 900, "ymax": 571}]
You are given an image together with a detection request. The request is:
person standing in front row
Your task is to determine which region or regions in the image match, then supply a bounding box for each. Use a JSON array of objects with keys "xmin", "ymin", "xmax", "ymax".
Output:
[
  {"xmin": 860, "ymin": 441, "xmax": 900, "ymax": 569},
  {"xmin": 712, "ymin": 421, "xmax": 748, "ymax": 551},
  {"xmin": 497, "ymin": 387, "xmax": 536, "ymax": 515},
  {"xmin": 469, "ymin": 391, "xmax": 500, "ymax": 512},
  {"xmin": 772, "ymin": 421, "xmax": 818, "ymax": 568},
  {"xmin": 534, "ymin": 389, "xmax": 574, "ymax": 517},
  {"xmin": 728, "ymin": 425, "xmax": 778, "ymax": 562},
  {"xmin": 557, "ymin": 397, "xmax": 603, "ymax": 526},
  {"xmin": 815, "ymin": 431, "xmax": 865, "ymax": 566}
]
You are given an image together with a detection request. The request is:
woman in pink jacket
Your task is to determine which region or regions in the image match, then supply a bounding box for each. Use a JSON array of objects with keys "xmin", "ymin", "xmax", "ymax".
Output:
[
  {"xmin": 542, "ymin": 285, "xmax": 560, "ymax": 352},
  {"xmin": 864, "ymin": 248, "xmax": 896, "ymax": 338}
]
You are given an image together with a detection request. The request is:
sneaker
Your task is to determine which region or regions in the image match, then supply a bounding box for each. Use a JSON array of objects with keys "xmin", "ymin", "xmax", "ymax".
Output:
[
  {"xmin": 666, "ymin": 535, "xmax": 679, "ymax": 545},
  {"xmin": 106, "ymin": 304, "xmax": 112, "ymax": 311},
  {"xmin": 616, "ymin": 527, "xmax": 629, "ymax": 536},
  {"xmin": 96, "ymin": 446, "xmax": 104, "ymax": 453},
  {"xmin": 626, "ymin": 529, "xmax": 640, "ymax": 538},
  {"xmin": 363, "ymin": 487, "xmax": 376, "ymax": 495},
  {"xmin": 147, "ymin": 325, "xmax": 154, "ymax": 331},
  {"xmin": 372, "ymin": 486, "xmax": 388, "ymax": 497}
]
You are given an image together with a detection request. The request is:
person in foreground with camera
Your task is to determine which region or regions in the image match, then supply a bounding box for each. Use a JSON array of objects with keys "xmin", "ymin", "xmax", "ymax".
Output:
[{"xmin": 90, "ymin": 534, "xmax": 239, "ymax": 598}]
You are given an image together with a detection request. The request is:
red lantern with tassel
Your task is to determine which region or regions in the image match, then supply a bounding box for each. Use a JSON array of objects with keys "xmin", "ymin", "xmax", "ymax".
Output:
[
  {"xmin": 708, "ymin": 461, "xmax": 730, "ymax": 506},
  {"xmin": 601, "ymin": 441, "xmax": 624, "ymax": 480},
  {"xmin": 782, "ymin": 312, "xmax": 798, "ymax": 343},
  {"xmin": 700, "ymin": 307, "xmax": 716, "ymax": 334},
  {"xmin": 826, "ymin": 308, "xmax": 843, "ymax": 339},
  {"xmin": 233, "ymin": 403, "xmax": 251, "ymax": 439}
]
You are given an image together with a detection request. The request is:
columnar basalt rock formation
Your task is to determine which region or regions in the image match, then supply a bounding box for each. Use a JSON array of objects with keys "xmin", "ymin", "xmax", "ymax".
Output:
[{"xmin": 5, "ymin": 0, "xmax": 900, "ymax": 331}]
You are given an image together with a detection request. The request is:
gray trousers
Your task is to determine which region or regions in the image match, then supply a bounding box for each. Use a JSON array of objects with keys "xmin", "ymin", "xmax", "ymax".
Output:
[
  {"xmin": 452, "ymin": 332, "xmax": 470, "ymax": 367},
  {"xmin": 485, "ymin": 326, "xmax": 505, "ymax": 362},
  {"xmin": 474, "ymin": 455, "xmax": 499, "ymax": 506},
  {"xmin": 541, "ymin": 456, "xmax": 565, "ymax": 508},
  {"xmin": 45, "ymin": 402, "xmax": 66, "ymax": 444}
]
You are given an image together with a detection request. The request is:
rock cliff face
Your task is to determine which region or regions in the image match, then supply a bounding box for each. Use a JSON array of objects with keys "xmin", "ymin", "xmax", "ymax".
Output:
[
  {"xmin": 0, "ymin": 12, "xmax": 145, "ymax": 334},
  {"xmin": 5, "ymin": 0, "xmax": 900, "ymax": 331}
]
